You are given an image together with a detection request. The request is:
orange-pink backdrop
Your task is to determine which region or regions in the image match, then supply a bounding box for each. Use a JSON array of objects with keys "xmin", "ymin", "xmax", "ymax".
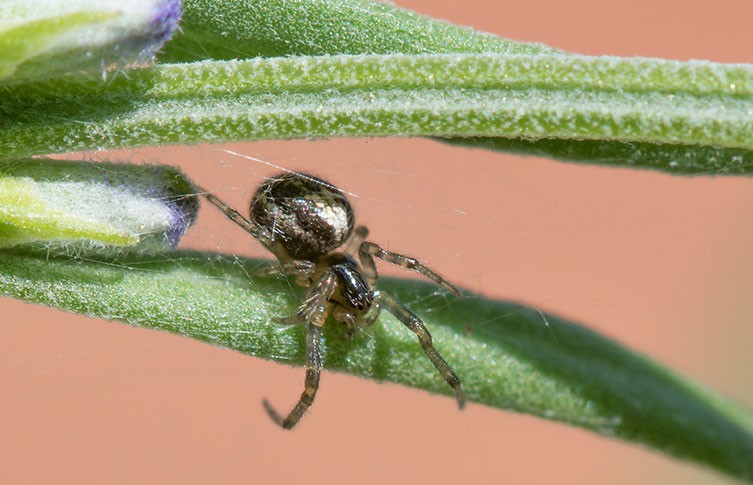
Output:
[{"xmin": 3, "ymin": 1, "xmax": 753, "ymax": 483}]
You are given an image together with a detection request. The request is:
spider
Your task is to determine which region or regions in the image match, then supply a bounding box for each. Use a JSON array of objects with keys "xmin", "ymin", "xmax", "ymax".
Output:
[{"xmin": 198, "ymin": 171, "xmax": 465, "ymax": 429}]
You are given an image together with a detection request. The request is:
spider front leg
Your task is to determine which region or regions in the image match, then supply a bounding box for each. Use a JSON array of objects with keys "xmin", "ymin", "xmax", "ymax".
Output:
[
  {"xmin": 263, "ymin": 270, "xmax": 336, "ymax": 429},
  {"xmin": 376, "ymin": 291, "xmax": 466, "ymax": 409},
  {"xmin": 358, "ymin": 239, "xmax": 460, "ymax": 295},
  {"xmin": 263, "ymin": 322, "xmax": 323, "ymax": 429}
]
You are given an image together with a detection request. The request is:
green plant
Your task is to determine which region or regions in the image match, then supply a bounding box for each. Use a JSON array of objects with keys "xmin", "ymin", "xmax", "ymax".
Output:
[{"xmin": 1, "ymin": 0, "xmax": 752, "ymax": 481}]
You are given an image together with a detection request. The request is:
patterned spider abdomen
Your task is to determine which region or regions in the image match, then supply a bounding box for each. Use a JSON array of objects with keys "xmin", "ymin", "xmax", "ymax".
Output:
[{"xmin": 250, "ymin": 172, "xmax": 355, "ymax": 261}]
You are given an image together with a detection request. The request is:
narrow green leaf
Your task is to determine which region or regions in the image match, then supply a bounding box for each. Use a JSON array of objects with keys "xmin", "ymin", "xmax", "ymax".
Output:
[
  {"xmin": 0, "ymin": 248, "xmax": 751, "ymax": 480},
  {"xmin": 3, "ymin": 54, "xmax": 753, "ymax": 175},
  {"xmin": 158, "ymin": 0, "xmax": 753, "ymax": 175},
  {"xmin": 448, "ymin": 137, "xmax": 753, "ymax": 175},
  {"xmin": 160, "ymin": 0, "xmax": 561, "ymax": 62}
]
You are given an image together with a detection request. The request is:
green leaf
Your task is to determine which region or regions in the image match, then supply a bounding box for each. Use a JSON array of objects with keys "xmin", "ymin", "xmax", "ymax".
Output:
[
  {"xmin": 160, "ymin": 0, "xmax": 561, "ymax": 61},
  {"xmin": 447, "ymin": 137, "xmax": 753, "ymax": 175},
  {"xmin": 4, "ymin": 0, "xmax": 753, "ymax": 175},
  {"xmin": 2, "ymin": 0, "xmax": 753, "ymax": 478},
  {"xmin": 4, "ymin": 53, "xmax": 753, "ymax": 175},
  {"xmin": 0, "ymin": 247, "xmax": 751, "ymax": 480}
]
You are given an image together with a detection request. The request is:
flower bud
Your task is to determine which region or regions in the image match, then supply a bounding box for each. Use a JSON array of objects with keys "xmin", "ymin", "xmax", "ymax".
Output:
[
  {"xmin": 0, "ymin": 158, "xmax": 197, "ymax": 253},
  {"xmin": 0, "ymin": 0, "xmax": 181, "ymax": 84}
]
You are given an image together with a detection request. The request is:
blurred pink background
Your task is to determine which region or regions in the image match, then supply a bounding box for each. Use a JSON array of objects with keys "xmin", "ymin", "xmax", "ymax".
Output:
[{"xmin": 2, "ymin": 0, "xmax": 753, "ymax": 483}]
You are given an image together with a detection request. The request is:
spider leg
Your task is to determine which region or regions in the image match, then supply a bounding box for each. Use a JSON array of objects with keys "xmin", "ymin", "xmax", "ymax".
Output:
[
  {"xmin": 274, "ymin": 314, "xmax": 307, "ymax": 325},
  {"xmin": 344, "ymin": 225, "xmax": 369, "ymax": 254},
  {"xmin": 263, "ymin": 270, "xmax": 336, "ymax": 429},
  {"xmin": 263, "ymin": 322, "xmax": 322, "ymax": 429},
  {"xmin": 362, "ymin": 299, "xmax": 382, "ymax": 327},
  {"xmin": 332, "ymin": 307, "xmax": 358, "ymax": 338},
  {"xmin": 332, "ymin": 296, "xmax": 380, "ymax": 338},
  {"xmin": 195, "ymin": 185, "xmax": 270, "ymax": 241},
  {"xmin": 283, "ymin": 270, "xmax": 337, "ymax": 326},
  {"xmin": 255, "ymin": 260, "xmax": 316, "ymax": 288},
  {"xmin": 376, "ymin": 291, "xmax": 465, "ymax": 409},
  {"xmin": 358, "ymin": 241, "xmax": 460, "ymax": 295},
  {"xmin": 255, "ymin": 260, "xmax": 315, "ymax": 276}
]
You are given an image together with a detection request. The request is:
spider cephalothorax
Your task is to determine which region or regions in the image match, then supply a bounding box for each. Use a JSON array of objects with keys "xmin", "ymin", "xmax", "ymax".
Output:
[{"xmin": 199, "ymin": 171, "xmax": 465, "ymax": 429}]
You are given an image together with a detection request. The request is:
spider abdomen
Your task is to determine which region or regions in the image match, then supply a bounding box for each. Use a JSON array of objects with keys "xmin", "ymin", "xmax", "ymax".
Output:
[{"xmin": 250, "ymin": 173, "xmax": 354, "ymax": 260}]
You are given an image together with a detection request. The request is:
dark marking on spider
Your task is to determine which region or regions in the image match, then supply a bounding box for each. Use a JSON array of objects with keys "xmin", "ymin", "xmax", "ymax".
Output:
[{"xmin": 197, "ymin": 172, "xmax": 465, "ymax": 429}]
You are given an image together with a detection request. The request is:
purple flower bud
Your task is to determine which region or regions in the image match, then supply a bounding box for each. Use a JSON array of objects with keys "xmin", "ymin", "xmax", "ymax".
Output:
[
  {"xmin": 0, "ymin": 158, "xmax": 198, "ymax": 253},
  {"xmin": 1, "ymin": 0, "xmax": 183, "ymax": 84}
]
